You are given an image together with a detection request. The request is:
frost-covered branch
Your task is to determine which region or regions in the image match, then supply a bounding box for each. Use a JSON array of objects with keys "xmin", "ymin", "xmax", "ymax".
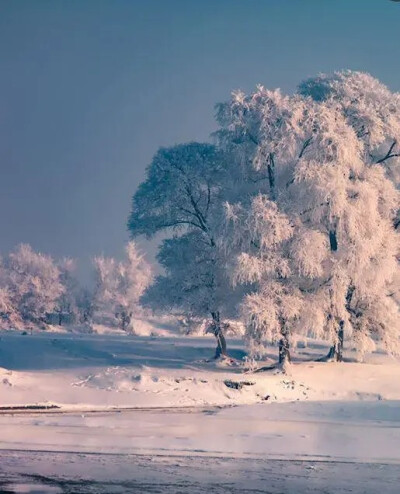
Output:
[{"xmin": 375, "ymin": 140, "xmax": 400, "ymax": 164}]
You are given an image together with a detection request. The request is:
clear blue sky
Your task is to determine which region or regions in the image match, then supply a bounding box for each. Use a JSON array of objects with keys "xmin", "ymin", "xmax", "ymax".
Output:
[{"xmin": 0, "ymin": 0, "xmax": 399, "ymax": 277}]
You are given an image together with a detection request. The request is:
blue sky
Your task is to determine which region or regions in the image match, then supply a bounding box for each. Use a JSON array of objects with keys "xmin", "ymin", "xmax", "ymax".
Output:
[{"xmin": 0, "ymin": 0, "xmax": 399, "ymax": 277}]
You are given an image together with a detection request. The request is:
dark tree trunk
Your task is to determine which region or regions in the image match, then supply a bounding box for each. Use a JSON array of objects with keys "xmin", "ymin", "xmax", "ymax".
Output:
[
  {"xmin": 211, "ymin": 311, "xmax": 227, "ymax": 359},
  {"xmin": 215, "ymin": 329, "xmax": 227, "ymax": 359},
  {"xmin": 279, "ymin": 333, "xmax": 292, "ymax": 366},
  {"xmin": 279, "ymin": 317, "xmax": 292, "ymax": 367},
  {"xmin": 324, "ymin": 220, "xmax": 339, "ymax": 360},
  {"xmin": 329, "ymin": 229, "xmax": 338, "ymax": 251},
  {"xmin": 322, "ymin": 284, "xmax": 354, "ymax": 362},
  {"xmin": 250, "ymin": 326, "xmax": 291, "ymax": 373},
  {"xmin": 118, "ymin": 310, "xmax": 132, "ymax": 332},
  {"xmin": 268, "ymin": 153, "xmax": 276, "ymax": 200}
]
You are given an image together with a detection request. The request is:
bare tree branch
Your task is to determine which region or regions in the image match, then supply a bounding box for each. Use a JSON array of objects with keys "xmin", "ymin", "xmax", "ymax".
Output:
[
  {"xmin": 375, "ymin": 140, "xmax": 400, "ymax": 164},
  {"xmin": 298, "ymin": 137, "xmax": 313, "ymax": 159}
]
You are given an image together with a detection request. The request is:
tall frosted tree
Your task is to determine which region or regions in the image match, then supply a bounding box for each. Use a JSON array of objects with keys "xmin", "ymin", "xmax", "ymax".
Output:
[
  {"xmin": 225, "ymin": 196, "xmax": 302, "ymax": 366},
  {"xmin": 128, "ymin": 143, "xmax": 240, "ymax": 358},
  {"xmin": 298, "ymin": 71, "xmax": 400, "ymax": 359},
  {"xmin": 217, "ymin": 80, "xmax": 399, "ymax": 362}
]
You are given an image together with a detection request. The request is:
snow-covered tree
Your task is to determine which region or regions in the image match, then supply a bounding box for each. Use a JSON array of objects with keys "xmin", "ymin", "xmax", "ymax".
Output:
[
  {"xmin": 93, "ymin": 241, "xmax": 152, "ymax": 331},
  {"xmin": 93, "ymin": 255, "xmax": 116, "ymax": 325},
  {"xmin": 75, "ymin": 286, "xmax": 95, "ymax": 325},
  {"xmin": 297, "ymin": 70, "xmax": 400, "ymax": 358},
  {"xmin": 225, "ymin": 196, "xmax": 302, "ymax": 366},
  {"xmin": 298, "ymin": 70, "xmax": 400, "ymax": 189},
  {"xmin": 3, "ymin": 244, "xmax": 64, "ymax": 328},
  {"xmin": 0, "ymin": 257, "xmax": 20, "ymax": 329},
  {"xmin": 217, "ymin": 81, "xmax": 399, "ymax": 362},
  {"xmin": 0, "ymin": 286, "xmax": 22, "ymax": 329},
  {"xmin": 54, "ymin": 258, "xmax": 80, "ymax": 325},
  {"xmin": 141, "ymin": 231, "xmax": 244, "ymax": 357},
  {"xmin": 115, "ymin": 241, "xmax": 153, "ymax": 330},
  {"xmin": 128, "ymin": 142, "xmax": 240, "ymax": 357}
]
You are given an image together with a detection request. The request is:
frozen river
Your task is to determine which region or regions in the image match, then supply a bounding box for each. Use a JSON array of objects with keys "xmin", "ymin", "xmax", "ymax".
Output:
[
  {"xmin": 1, "ymin": 401, "xmax": 400, "ymax": 493},
  {"xmin": 1, "ymin": 449, "xmax": 400, "ymax": 494}
]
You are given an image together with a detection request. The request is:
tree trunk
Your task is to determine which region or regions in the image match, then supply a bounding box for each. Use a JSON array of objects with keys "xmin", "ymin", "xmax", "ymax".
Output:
[
  {"xmin": 249, "ymin": 326, "xmax": 290, "ymax": 373},
  {"xmin": 322, "ymin": 284, "xmax": 354, "ymax": 362},
  {"xmin": 278, "ymin": 332, "xmax": 291, "ymax": 366},
  {"xmin": 211, "ymin": 311, "xmax": 227, "ymax": 359},
  {"xmin": 118, "ymin": 310, "xmax": 132, "ymax": 332},
  {"xmin": 324, "ymin": 320, "xmax": 344, "ymax": 362}
]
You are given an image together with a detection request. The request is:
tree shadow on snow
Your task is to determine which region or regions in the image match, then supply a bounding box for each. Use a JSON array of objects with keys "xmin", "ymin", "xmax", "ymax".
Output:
[{"xmin": 0, "ymin": 332, "xmax": 248, "ymax": 372}]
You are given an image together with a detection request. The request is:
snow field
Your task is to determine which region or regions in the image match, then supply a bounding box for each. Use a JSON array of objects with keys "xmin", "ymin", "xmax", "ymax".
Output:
[{"xmin": 1, "ymin": 330, "xmax": 399, "ymax": 410}]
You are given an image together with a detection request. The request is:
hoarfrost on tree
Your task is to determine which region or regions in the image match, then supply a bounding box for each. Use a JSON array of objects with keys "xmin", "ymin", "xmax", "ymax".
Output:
[
  {"xmin": 217, "ymin": 79, "xmax": 399, "ymax": 362},
  {"xmin": 1, "ymin": 244, "xmax": 64, "ymax": 328},
  {"xmin": 128, "ymin": 143, "xmax": 242, "ymax": 358},
  {"xmin": 93, "ymin": 241, "xmax": 152, "ymax": 332}
]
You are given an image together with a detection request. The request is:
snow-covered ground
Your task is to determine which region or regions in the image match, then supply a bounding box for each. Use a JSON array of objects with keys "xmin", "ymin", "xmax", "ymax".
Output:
[
  {"xmin": 1, "ymin": 329, "xmax": 400, "ymax": 410},
  {"xmin": 1, "ymin": 328, "xmax": 400, "ymax": 492}
]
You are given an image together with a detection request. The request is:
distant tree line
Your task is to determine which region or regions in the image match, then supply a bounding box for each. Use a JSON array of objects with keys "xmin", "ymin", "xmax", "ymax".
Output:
[{"xmin": 0, "ymin": 242, "xmax": 152, "ymax": 332}]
